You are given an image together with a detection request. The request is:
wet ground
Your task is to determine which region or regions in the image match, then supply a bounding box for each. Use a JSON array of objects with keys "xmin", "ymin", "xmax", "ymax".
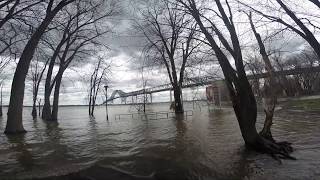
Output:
[{"xmin": 0, "ymin": 102, "xmax": 319, "ymax": 180}]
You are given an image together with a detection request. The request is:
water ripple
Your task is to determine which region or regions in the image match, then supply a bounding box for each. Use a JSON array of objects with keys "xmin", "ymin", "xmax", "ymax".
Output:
[{"xmin": 0, "ymin": 104, "xmax": 319, "ymax": 179}]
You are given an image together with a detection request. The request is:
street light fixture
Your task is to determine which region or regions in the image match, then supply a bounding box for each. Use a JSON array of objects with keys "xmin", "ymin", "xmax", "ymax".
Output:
[{"xmin": 104, "ymin": 85, "xmax": 109, "ymax": 120}]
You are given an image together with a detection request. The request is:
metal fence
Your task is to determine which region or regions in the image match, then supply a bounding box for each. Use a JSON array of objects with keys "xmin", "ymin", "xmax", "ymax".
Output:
[{"xmin": 114, "ymin": 110, "xmax": 193, "ymax": 120}]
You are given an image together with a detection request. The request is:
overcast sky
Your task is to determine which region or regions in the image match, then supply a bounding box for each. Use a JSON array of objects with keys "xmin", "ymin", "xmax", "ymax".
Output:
[
  {"xmin": 0, "ymin": 0, "xmax": 185, "ymax": 106},
  {"xmin": 0, "ymin": 0, "xmax": 318, "ymax": 106}
]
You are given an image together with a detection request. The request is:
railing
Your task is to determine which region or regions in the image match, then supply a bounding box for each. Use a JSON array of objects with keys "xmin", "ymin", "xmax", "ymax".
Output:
[{"xmin": 114, "ymin": 110, "xmax": 193, "ymax": 120}]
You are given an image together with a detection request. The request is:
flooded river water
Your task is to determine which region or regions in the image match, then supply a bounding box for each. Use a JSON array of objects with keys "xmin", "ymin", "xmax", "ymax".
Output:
[{"xmin": 0, "ymin": 103, "xmax": 319, "ymax": 180}]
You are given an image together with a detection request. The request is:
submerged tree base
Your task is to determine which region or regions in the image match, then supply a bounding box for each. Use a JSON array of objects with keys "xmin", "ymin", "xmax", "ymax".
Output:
[
  {"xmin": 247, "ymin": 136, "xmax": 296, "ymax": 162},
  {"xmin": 4, "ymin": 129, "xmax": 27, "ymax": 135}
]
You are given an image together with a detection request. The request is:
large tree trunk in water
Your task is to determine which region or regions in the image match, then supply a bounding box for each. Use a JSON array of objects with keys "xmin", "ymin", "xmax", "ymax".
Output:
[
  {"xmin": 230, "ymin": 80, "xmax": 260, "ymax": 147},
  {"xmin": 42, "ymin": 59, "xmax": 55, "ymax": 120},
  {"xmin": 51, "ymin": 74, "xmax": 62, "ymax": 121},
  {"xmin": 5, "ymin": 15, "xmax": 54, "ymax": 134},
  {"xmin": 91, "ymin": 99, "xmax": 96, "ymax": 116},
  {"xmin": 6, "ymin": 65, "xmax": 31, "ymax": 134},
  {"xmin": 32, "ymin": 87, "xmax": 38, "ymax": 118},
  {"xmin": 173, "ymin": 86, "xmax": 183, "ymax": 114},
  {"xmin": 228, "ymin": 78, "xmax": 293, "ymax": 160},
  {"xmin": 42, "ymin": 100, "xmax": 51, "ymax": 120},
  {"xmin": 260, "ymin": 107, "xmax": 275, "ymax": 141},
  {"xmin": 88, "ymin": 91, "xmax": 92, "ymax": 116},
  {"xmin": 31, "ymin": 102, "xmax": 37, "ymax": 118},
  {"xmin": 260, "ymin": 86, "xmax": 277, "ymax": 141},
  {"xmin": 179, "ymin": 0, "xmax": 294, "ymax": 160}
]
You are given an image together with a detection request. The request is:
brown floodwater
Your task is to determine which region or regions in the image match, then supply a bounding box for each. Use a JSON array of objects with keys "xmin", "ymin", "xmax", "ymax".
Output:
[{"xmin": 0, "ymin": 102, "xmax": 319, "ymax": 180}]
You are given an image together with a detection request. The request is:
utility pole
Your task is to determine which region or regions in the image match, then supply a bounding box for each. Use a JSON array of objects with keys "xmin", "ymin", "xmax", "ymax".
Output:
[
  {"xmin": 38, "ymin": 99, "xmax": 41, "ymax": 117},
  {"xmin": 104, "ymin": 85, "xmax": 109, "ymax": 120},
  {"xmin": 0, "ymin": 84, "xmax": 3, "ymax": 117},
  {"xmin": 143, "ymin": 81, "xmax": 146, "ymax": 113}
]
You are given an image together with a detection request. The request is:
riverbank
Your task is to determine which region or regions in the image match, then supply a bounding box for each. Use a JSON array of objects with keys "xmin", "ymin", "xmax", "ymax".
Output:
[{"xmin": 282, "ymin": 98, "xmax": 320, "ymax": 111}]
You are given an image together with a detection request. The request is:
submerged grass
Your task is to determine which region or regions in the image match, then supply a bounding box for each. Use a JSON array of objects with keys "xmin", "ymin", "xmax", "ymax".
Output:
[{"xmin": 285, "ymin": 98, "xmax": 320, "ymax": 110}]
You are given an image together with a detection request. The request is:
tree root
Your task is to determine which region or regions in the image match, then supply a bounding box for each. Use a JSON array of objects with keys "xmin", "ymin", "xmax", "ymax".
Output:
[{"xmin": 247, "ymin": 136, "xmax": 296, "ymax": 163}]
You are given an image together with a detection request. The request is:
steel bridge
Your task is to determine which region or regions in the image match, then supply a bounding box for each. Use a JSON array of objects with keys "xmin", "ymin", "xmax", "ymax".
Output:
[
  {"xmin": 106, "ymin": 66, "xmax": 320, "ymax": 103},
  {"xmin": 106, "ymin": 76, "xmax": 220, "ymax": 102}
]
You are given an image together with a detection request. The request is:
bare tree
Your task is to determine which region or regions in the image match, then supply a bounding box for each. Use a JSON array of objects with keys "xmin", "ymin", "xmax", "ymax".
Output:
[
  {"xmin": 245, "ymin": 54, "xmax": 264, "ymax": 100},
  {"xmin": 88, "ymin": 56, "xmax": 110, "ymax": 116},
  {"xmin": 178, "ymin": 0, "xmax": 294, "ymax": 159},
  {"xmin": 0, "ymin": 1, "xmax": 44, "ymax": 72},
  {"xmin": 239, "ymin": 0, "xmax": 320, "ymax": 59},
  {"xmin": 308, "ymin": 0, "xmax": 320, "ymax": 9},
  {"xmin": 41, "ymin": 0, "xmax": 117, "ymax": 121},
  {"xmin": 0, "ymin": 56, "xmax": 12, "ymax": 118},
  {"xmin": 0, "ymin": 0, "xmax": 44, "ymax": 29},
  {"xmin": 247, "ymin": 12, "xmax": 279, "ymax": 142},
  {"xmin": 284, "ymin": 49, "xmax": 320, "ymax": 95},
  {"xmin": 28, "ymin": 49, "xmax": 49, "ymax": 118},
  {"xmin": 138, "ymin": 0, "xmax": 199, "ymax": 113},
  {"xmin": 5, "ymin": 0, "xmax": 76, "ymax": 134}
]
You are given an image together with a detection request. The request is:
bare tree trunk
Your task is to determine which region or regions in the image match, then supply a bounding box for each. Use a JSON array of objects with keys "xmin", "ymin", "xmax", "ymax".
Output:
[
  {"xmin": 31, "ymin": 101, "xmax": 37, "ymax": 118},
  {"xmin": 42, "ymin": 59, "xmax": 55, "ymax": 120},
  {"xmin": 32, "ymin": 80, "xmax": 37, "ymax": 118},
  {"xmin": 31, "ymin": 78, "xmax": 39, "ymax": 118},
  {"xmin": 260, "ymin": 99, "xmax": 275, "ymax": 140},
  {"xmin": 38, "ymin": 99, "xmax": 41, "ymax": 117},
  {"xmin": 42, "ymin": 94, "xmax": 51, "ymax": 120},
  {"xmin": 173, "ymin": 86, "xmax": 183, "ymax": 113},
  {"xmin": 88, "ymin": 95, "xmax": 92, "ymax": 116},
  {"xmin": 88, "ymin": 86, "xmax": 93, "ymax": 116},
  {"xmin": 91, "ymin": 100, "xmax": 95, "ymax": 116},
  {"xmin": 229, "ymin": 80, "xmax": 260, "ymax": 147},
  {"xmin": 32, "ymin": 59, "xmax": 48, "ymax": 118},
  {"xmin": 51, "ymin": 73, "xmax": 63, "ymax": 121}
]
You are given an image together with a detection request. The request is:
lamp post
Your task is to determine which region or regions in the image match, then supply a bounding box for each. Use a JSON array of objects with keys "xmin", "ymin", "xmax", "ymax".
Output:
[{"xmin": 104, "ymin": 85, "xmax": 109, "ymax": 120}]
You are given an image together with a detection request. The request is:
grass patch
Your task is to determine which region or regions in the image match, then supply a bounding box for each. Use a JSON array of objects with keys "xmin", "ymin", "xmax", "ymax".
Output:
[{"xmin": 286, "ymin": 98, "xmax": 320, "ymax": 110}]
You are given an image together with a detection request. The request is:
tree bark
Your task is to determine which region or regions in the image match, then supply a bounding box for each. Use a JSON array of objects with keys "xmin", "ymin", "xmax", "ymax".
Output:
[
  {"xmin": 260, "ymin": 105, "xmax": 274, "ymax": 141},
  {"xmin": 42, "ymin": 54, "xmax": 56, "ymax": 120},
  {"xmin": 51, "ymin": 73, "xmax": 63, "ymax": 121},
  {"xmin": 31, "ymin": 102, "xmax": 37, "ymax": 118},
  {"xmin": 173, "ymin": 86, "xmax": 183, "ymax": 113},
  {"xmin": 32, "ymin": 79, "xmax": 37, "ymax": 118}
]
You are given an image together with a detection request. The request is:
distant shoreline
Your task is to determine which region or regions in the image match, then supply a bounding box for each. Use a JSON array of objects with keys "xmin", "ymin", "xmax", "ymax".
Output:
[{"xmin": 0, "ymin": 100, "xmax": 209, "ymax": 108}]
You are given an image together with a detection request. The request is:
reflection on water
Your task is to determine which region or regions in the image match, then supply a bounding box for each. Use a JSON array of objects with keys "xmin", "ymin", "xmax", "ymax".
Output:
[{"xmin": 0, "ymin": 103, "xmax": 320, "ymax": 179}]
